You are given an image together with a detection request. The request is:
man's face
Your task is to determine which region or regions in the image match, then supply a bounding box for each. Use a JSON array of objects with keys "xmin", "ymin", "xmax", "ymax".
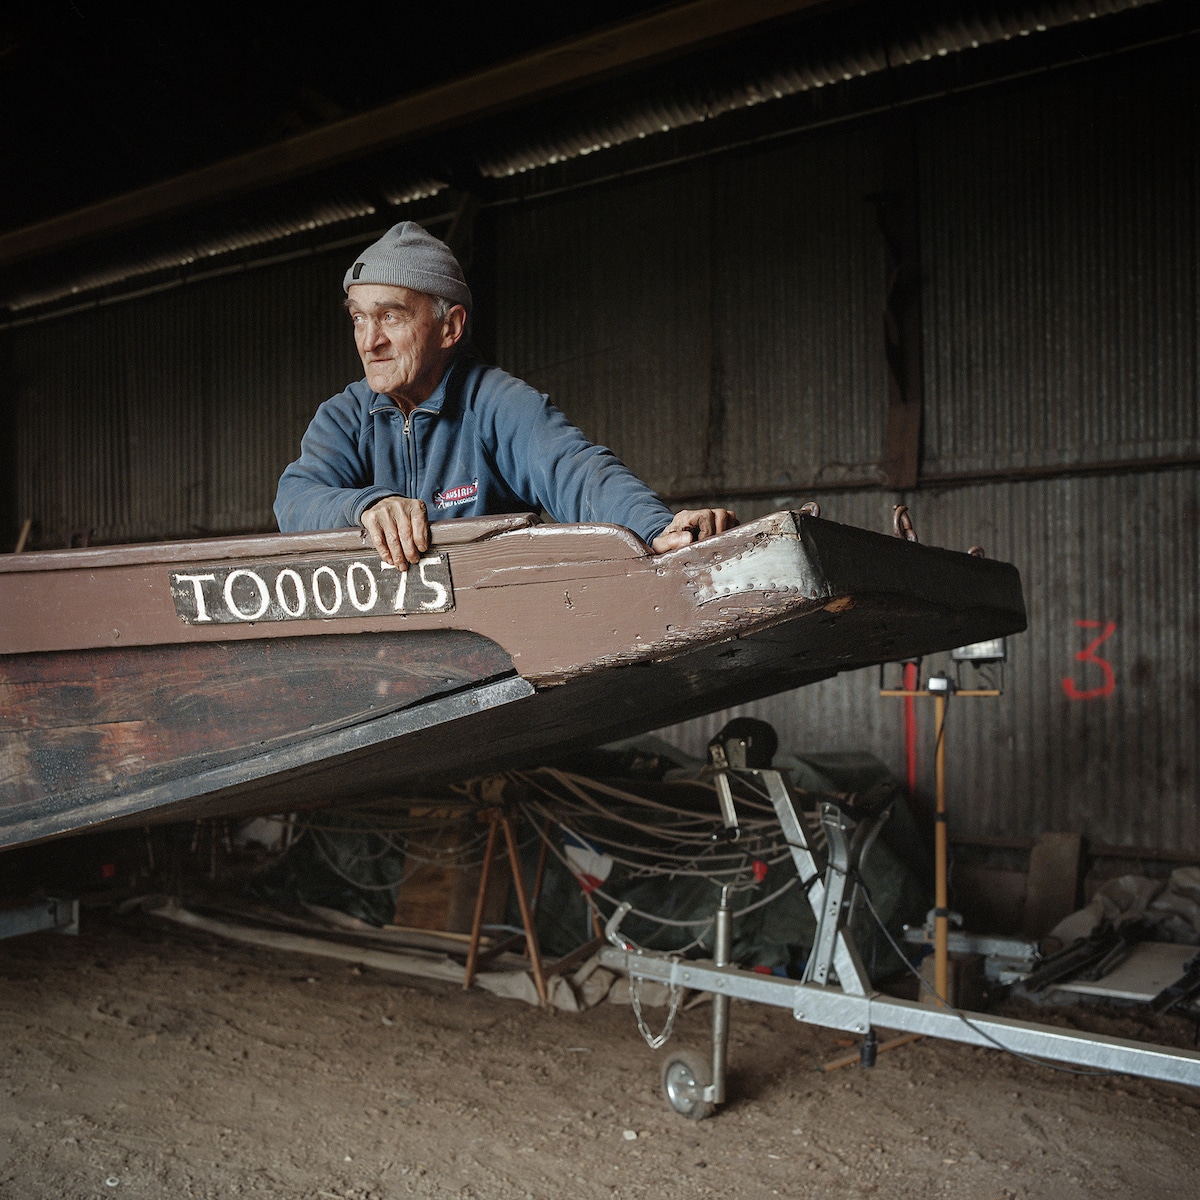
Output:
[{"xmin": 346, "ymin": 284, "xmax": 464, "ymax": 410}]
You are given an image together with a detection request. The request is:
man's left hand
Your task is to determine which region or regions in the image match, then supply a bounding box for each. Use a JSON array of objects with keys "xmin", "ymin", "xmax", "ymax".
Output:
[{"xmin": 651, "ymin": 508, "xmax": 739, "ymax": 554}]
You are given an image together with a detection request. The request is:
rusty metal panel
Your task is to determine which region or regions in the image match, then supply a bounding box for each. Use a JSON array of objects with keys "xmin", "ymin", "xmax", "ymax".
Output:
[
  {"xmin": 919, "ymin": 50, "xmax": 1200, "ymax": 476},
  {"xmin": 7, "ymin": 250, "xmax": 357, "ymax": 547},
  {"xmin": 493, "ymin": 125, "xmax": 886, "ymax": 499},
  {"xmin": 661, "ymin": 471, "xmax": 1200, "ymax": 854}
]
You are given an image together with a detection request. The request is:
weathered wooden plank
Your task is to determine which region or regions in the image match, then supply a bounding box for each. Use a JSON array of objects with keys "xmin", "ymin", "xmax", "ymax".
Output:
[
  {"xmin": 1023, "ymin": 831, "xmax": 1084, "ymax": 938},
  {"xmin": 0, "ymin": 631, "xmax": 514, "ymax": 812},
  {"xmin": 0, "ymin": 677, "xmax": 536, "ymax": 847},
  {"xmin": 0, "ymin": 631, "xmax": 508, "ymax": 729}
]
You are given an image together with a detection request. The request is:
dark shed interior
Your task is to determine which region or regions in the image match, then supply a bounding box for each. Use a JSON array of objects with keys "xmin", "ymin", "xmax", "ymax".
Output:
[
  {"xmin": 3, "ymin": 0, "xmax": 1195, "ymax": 855},
  {"xmin": 1, "ymin": 3, "xmax": 1198, "ymax": 1192}
]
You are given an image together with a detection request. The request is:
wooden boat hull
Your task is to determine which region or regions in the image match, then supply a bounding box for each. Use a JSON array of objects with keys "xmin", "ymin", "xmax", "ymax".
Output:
[{"xmin": 0, "ymin": 511, "xmax": 1026, "ymax": 848}]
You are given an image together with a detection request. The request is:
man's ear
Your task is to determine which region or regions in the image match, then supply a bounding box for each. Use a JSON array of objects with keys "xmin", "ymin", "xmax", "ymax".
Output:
[{"xmin": 441, "ymin": 304, "xmax": 468, "ymax": 349}]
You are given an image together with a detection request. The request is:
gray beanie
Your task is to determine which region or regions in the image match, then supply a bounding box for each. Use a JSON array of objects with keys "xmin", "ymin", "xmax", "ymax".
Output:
[{"xmin": 343, "ymin": 221, "xmax": 472, "ymax": 314}]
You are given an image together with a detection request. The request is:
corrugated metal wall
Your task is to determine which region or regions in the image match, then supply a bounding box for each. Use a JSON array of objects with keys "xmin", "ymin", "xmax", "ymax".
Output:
[
  {"xmin": 494, "ymin": 50, "xmax": 1198, "ymax": 494},
  {"xmin": 492, "ymin": 47, "xmax": 1199, "ymax": 852},
  {"xmin": 2, "ymin": 42, "xmax": 1194, "ymax": 850},
  {"xmin": 920, "ymin": 56, "xmax": 1199, "ymax": 477},
  {"xmin": 493, "ymin": 121, "xmax": 888, "ymax": 496},
  {"xmin": 4, "ymin": 253, "xmax": 357, "ymax": 545}
]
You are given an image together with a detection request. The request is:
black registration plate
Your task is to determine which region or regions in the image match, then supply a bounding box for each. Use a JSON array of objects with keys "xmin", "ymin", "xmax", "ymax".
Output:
[{"xmin": 170, "ymin": 553, "xmax": 454, "ymax": 624}]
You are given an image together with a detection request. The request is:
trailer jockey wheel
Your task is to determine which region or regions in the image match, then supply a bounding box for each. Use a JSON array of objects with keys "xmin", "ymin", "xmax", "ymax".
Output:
[{"xmin": 661, "ymin": 1050, "xmax": 714, "ymax": 1120}]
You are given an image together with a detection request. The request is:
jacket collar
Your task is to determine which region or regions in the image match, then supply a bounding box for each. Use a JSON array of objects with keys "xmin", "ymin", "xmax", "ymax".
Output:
[{"xmin": 368, "ymin": 352, "xmax": 461, "ymax": 417}]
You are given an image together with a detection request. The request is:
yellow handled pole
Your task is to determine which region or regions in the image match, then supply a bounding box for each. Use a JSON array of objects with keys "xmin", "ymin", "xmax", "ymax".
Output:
[
  {"xmin": 879, "ymin": 684, "xmax": 998, "ymax": 1008},
  {"xmin": 934, "ymin": 692, "xmax": 948, "ymax": 1006}
]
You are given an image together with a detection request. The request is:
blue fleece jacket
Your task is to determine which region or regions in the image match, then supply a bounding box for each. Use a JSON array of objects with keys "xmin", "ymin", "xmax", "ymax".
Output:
[{"xmin": 274, "ymin": 356, "xmax": 675, "ymax": 546}]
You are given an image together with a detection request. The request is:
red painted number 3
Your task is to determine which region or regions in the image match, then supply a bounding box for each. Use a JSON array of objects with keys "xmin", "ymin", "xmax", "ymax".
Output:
[{"xmin": 1062, "ymin": 619, "xmax": 1117, "ymax": 700}]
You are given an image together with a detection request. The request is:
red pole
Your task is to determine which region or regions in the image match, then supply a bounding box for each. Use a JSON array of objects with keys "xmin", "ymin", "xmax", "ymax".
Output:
[{"xmin": 903, "ymin": 661, "xmax": 918, "ymax": 800}]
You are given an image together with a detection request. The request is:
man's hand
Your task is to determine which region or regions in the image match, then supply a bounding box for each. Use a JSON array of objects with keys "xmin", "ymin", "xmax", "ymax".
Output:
[
  {"xmin": 651, "ymin": 508, "xmax": 739, "ymax": 554},
  {"xmin": 361, "ymin": 495, "xmax": 430, "ymax": 568}
]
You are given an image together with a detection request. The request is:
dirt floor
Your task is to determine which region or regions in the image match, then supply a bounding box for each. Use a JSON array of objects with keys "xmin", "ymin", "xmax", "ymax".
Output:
[{"xmin": 2, "ymin": 910, "xmax": 1198, "ymax": 1200}]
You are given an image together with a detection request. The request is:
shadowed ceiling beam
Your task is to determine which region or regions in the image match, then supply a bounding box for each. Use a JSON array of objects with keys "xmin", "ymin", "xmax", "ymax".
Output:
[{"xmin": 0, "ymin": 0, "xmax": 834, "ymax": 268}]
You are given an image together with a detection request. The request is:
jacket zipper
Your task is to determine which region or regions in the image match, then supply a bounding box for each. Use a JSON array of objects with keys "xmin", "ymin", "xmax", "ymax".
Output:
[{"xmin": 403, "ymin": 411, "xmax": 419, "ymax": 495}]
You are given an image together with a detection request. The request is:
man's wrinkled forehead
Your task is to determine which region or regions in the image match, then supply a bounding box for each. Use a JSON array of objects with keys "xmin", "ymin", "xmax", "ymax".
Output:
[{"xmin": 345, "ymin": 283, "xmax": 430, "ymax": 314}]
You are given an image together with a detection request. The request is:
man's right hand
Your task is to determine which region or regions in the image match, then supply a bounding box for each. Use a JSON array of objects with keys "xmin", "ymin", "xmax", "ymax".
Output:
[{"xmin": 361, "ymin": 495, "xmax": 430, "ymax": 568}]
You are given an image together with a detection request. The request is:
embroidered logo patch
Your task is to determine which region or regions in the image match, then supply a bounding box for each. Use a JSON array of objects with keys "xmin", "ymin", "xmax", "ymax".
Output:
[{"xmin": 433, "ymin": 479, "xmax": 479, "ymax": 509}]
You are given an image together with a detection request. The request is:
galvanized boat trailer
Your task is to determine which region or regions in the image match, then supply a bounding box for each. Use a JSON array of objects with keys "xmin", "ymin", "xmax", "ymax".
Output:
[{"xmin": 598, "ymin": 735, "xmax": 1200, "ymax": 1119}]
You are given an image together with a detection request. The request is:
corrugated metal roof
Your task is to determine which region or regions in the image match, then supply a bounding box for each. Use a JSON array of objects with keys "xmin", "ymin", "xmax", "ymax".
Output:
[
  {"xmin": 4, "ymin": 184, "xmax": 447, "ymax": 317},
  {"xmin": 476, "ymin": 0, "xmax": 1157, "ymax": 177},
  {"xmin": 4, "ymin": 196, "xmax": 386, "ymax": 315},
  {"xmin": 2, "ymin": 0, "xmax": 1160, "ymax": 318}
]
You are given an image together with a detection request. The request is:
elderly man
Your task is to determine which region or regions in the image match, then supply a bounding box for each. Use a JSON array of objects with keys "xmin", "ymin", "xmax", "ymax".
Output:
[{"xmin": 275, "ymin": 222, "xmax": 736, "ymax": 564}]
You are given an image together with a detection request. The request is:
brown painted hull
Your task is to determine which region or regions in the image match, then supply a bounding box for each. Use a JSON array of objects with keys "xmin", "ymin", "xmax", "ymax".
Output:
[{"xmin": 0, "ymin": 511, "xmax": 1026, "ymax": 848}]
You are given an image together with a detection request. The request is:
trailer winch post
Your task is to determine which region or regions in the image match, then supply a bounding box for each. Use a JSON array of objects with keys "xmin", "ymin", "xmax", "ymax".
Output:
[{"xmin": 711, "ymin": 885, "xmax": 733, "ymax": 1105}]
